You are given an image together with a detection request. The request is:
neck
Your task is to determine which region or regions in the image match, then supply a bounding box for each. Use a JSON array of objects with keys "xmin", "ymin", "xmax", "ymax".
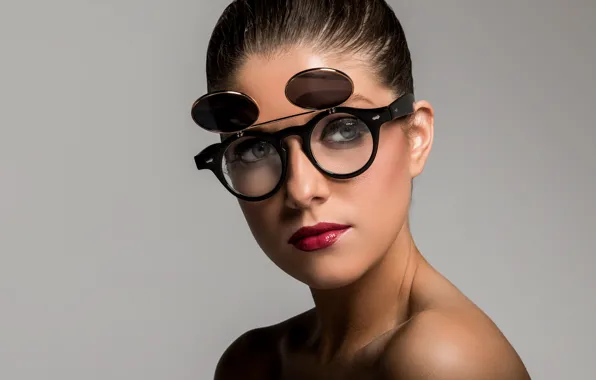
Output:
[{"xmin": 308, "ymin": 224, "xmax": 422, "ymax": 363}]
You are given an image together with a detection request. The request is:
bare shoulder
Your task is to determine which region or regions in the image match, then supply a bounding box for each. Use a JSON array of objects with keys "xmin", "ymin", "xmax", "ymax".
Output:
[
  {"xmin": 213, "ymin": 310, "xmax": 313, "ymax": 380},
  {"xmin": 213, "ymin": 325, "xmax": 281, "ymax": 380},
  {"xmin": 378, "ymin": 307, "xmax": 531, "ymax": 380}
]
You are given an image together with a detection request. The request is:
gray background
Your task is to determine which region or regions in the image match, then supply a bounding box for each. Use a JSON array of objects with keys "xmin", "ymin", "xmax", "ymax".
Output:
[{"xmin": 1, "ymin": 0, "xmax": 594, "ymax": 379}]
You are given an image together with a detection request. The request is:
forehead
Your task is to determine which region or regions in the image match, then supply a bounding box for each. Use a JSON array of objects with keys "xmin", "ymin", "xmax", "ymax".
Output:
[{"xmin": 232, "ymin": 47, "xmax": 394, "ymax": 126}]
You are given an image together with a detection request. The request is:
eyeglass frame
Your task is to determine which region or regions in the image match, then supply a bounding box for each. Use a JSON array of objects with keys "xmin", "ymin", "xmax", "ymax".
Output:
[{"xmin": 194, "ymin": 92, "xmax": 416, "ymax": 202}]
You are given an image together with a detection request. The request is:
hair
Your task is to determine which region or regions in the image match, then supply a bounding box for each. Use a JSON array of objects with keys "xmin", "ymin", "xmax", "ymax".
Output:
[{"xmin": 205, "ymin": 0, "xmax": 414, "ymax": 97}]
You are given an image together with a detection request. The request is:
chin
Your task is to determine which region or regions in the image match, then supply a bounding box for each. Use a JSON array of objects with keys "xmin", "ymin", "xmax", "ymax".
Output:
[
  {"xmin": 278, "ymin": 251, "xmax": 374, "ymax": 290},
  {"xmin": 299, "ymin": 275, "xmax": 359, "ymax": 290}
]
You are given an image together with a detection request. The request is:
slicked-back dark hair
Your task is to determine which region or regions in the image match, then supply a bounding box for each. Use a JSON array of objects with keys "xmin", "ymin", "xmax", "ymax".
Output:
[{"xmin": 205, "ymin": 0, "xmax": 414, "ymax": 97}]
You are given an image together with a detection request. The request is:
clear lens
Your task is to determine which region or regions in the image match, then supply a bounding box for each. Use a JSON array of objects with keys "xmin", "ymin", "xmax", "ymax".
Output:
[
  {"xmin": 310, "ymin": 114, "xmax": 373, "ymax": 175},
  {"xmin": 222, "ymin": 137, "xmax": 282, "ymax": 197}
]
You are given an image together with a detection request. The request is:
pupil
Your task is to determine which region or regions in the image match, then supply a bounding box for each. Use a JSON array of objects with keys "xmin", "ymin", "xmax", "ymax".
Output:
[
  {"xmin": 340, "ymin": 123, "xmax": 357, "ymax": 139},
  {"xmin": 253, "ymin": 142, "xmax": 268, "ymax": 158}
]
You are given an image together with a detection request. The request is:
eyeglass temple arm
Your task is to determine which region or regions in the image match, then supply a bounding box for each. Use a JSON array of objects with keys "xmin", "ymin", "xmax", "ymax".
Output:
[
  {"xmin": 194, "ymin": 143, "xmax": 220, "ymax": 170},
  {"xmin": 389, "ymin": 93, "xmax": 416, "ymax": 119}
]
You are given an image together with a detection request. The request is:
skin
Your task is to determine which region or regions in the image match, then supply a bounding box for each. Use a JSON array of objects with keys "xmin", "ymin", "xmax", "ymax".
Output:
[{"xmin": 213, "ymin": 47, "xmax": 531, "ymax": 380}]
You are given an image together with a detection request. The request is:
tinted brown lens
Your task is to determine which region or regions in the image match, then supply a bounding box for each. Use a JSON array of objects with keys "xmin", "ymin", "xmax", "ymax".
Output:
[
  {"xmin": 191, "ymin": 92, "xmax": 259, "ymax": 133},
  {"xmin": 285, "ymin": 69, "xmax": 353, "ymax": 110}
]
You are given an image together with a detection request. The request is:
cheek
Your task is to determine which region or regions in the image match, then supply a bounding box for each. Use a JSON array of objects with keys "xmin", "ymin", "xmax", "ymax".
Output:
[
  {"xmin": 333, "ymin": 129, "xmax": 412, "ymax": 257},
  {"xmin": 344, "ymin": 130, "xmax": 411, "ymax": 207},
  {"xmin": 239, "ymin": 201, "xmax": 267, "ymax": 230},
  {"xmin": 238, "ymin": 199, "xmax": 281, "ymax": 250}
]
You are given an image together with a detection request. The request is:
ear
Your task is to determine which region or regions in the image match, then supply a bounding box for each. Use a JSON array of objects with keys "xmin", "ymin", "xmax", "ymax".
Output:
[{"xmin": 407, "ymin": 100, "xmax": 434, "ymax": 178}]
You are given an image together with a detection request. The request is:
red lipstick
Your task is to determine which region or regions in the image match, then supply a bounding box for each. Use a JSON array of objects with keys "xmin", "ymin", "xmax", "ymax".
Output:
[{"xmin": 288, "ymin": 222, "xmax": 351, "ymax": 252}]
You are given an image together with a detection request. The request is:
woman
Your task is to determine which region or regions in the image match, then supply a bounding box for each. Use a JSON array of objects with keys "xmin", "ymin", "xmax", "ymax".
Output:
[{"xmin": 191, "ymin": 0, "xmax": 531, "ymax": 379}]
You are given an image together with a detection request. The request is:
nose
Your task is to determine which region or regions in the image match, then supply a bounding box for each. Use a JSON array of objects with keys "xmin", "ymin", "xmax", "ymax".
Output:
[{"xmin": 283, "ymin": 138, "xmax": 331, "ymax": 210}]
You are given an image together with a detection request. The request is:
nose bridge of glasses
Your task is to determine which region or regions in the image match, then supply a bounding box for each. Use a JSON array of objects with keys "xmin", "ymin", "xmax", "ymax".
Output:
[
  {"xmin": 276, "ymin": 123, "xmax": 311, "ymax": 141},
  {"xmin": 284, "ymin": 137, "xmax": 322, "ymax": 185},
  {"xmin": 254, "ymin": 118, "xmax": 317, "ymax": 153}
]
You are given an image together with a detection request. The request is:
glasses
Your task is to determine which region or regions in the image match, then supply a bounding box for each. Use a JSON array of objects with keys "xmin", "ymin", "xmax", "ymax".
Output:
[
  {"xmin": 191, "ymin": 68, "xmax": 415, "ymax": 201},
  {"xmin": 191, "ymin": 67, "xmax": 356, "ymax": 133}
]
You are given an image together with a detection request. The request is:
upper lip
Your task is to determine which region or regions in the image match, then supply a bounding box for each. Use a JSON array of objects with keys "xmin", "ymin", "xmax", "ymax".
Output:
[{"xmin": 288, "ymin": 222, "xmax": 351, "ymax": 244}]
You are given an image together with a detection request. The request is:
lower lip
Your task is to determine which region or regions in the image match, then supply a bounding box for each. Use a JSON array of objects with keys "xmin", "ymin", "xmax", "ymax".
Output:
[{"xmin": 291, "ymin": 228, "xmax": 350, "ymax": 252}]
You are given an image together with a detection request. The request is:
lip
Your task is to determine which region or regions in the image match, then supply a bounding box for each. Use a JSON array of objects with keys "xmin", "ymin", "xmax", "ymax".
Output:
[{"xmin": 288, "ymin": 222, "xmax": 351, "ymax": 252}]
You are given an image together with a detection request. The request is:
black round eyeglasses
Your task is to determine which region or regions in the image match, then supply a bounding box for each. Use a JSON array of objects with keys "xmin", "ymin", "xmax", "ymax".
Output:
[{"xmin": 191, "ymin": 67, "xmax": 415, "ymax": 201}]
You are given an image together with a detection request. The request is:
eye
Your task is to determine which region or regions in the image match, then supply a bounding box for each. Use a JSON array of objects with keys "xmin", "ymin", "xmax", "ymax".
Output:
[
  {"xmin": 320, "ymin": 117, "xmax": 368, "ymax": 143},
  {"xmin": 233, "ymin": 139, "xmax": 276, "ymax": 163}
]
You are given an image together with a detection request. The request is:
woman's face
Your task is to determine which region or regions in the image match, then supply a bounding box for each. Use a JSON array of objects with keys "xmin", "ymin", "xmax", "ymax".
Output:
[{"xmin": 231, "ymin": 48, "xmax": 434, "ymax": 289}]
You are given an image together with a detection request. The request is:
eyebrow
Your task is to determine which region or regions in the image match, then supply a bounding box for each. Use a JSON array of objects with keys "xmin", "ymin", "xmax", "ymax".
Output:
[{"xmin": 343, "ymin": 93, "xmax": 376, "ymax": 107}]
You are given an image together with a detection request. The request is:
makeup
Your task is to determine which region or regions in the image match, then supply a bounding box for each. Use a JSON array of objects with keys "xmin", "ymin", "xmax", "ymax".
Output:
[{"xmin": 288, "ymin": 222, "xmax": 351, "ymax": 252}]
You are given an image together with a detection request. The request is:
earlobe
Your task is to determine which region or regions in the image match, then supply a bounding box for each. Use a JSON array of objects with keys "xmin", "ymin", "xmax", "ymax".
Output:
[{"xmin": 408, "ymin": 100, "xmax": 434, "ymax": 178}]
